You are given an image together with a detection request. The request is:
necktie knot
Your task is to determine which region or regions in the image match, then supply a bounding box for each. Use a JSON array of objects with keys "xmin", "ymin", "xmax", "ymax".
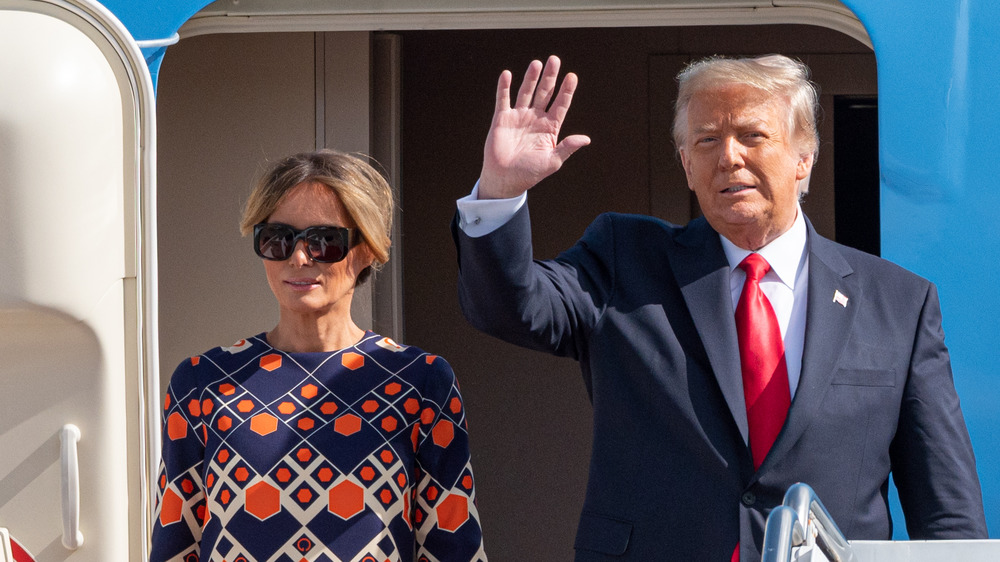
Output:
[{"xmin": 739, "ymin": 253, "xmax": 770, "ymax": 282}]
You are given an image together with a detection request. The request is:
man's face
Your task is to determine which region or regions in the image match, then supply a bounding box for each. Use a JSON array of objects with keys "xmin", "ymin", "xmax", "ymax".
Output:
[{"xmin": 679, "ymin": 84, "xmax": 813, "ymax": 250}]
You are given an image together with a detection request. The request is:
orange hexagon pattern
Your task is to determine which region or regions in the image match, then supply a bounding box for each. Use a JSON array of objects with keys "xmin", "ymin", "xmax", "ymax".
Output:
[
  {"xmin": 404, "ymin": 398, "xmax": 420, "ymax": 414},
  {"xmin": 296, "ymin": 488, "xmax": 313, "ymax": 504},
  {"xmin": 159, "ymin": 488, "xmax": 183, "ymax": 526},
  {"xmin": 334, "ymin": 414, "xmax": 361, "ymax": 436},
  {"xmin": 328, "ymin": 480, "xmax": 364, "ymax": 520},
  {"xmin": 153, "ymin": 334, "xmax": 484, "ymax": 560},
  {"xmin": 260, "ymin": 354, "xmax": 282, "ymax": 372},
  {"xmin": 420, "ymin": 408, "xmax": 436, "ymax": 425},
  {"xmin": 432, "ymin": 420, "xmax": 454, "ymax": 448},
  {"xmin": 167, "ymin": 412, "xmax": 187, "ymax": 441},
  {"xmin": 275, "ymin": 468, "xmax": 291, "ymax": 483},
  {"xmin": 296, "ymin": 448, "xmax": 312, "ymax": 463},
  {"xmin": 342, "ymin": 352, "xmax": 364, "ymax": 370},
  {"xmin": 245, "ymin": 482, "xmax": 280, "ymax": 520},
  {"xmin": 301, "ymin": 384, "xmax": 318, "ymax": 399},
  {"xmin": 435, "ymin": 494, "xmax": 470, "ymax": 532},
  {"xmin": 360, "ymin": 466, "xmax": 375, "ymax": 481},
  {"xmin": 250, "ymin": 413, "xmax": 278, "ymax": 436}
]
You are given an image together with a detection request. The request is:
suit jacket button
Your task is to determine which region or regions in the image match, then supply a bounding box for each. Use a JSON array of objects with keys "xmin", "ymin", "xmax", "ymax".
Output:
[{"xmin": 741, "ymin": 491, "xmax": 756, "ymax": 506}]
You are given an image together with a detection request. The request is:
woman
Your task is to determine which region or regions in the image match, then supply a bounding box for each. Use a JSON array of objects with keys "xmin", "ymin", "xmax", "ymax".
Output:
[{"xmin": 151, "ymin": 150, "xmax": 486, "ymax": 561}]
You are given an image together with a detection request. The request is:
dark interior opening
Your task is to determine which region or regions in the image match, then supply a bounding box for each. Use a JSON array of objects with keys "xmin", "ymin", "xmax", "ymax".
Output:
[{"xmin": 833, "ymin": 95, "xmax": 880, "ymax": 255}]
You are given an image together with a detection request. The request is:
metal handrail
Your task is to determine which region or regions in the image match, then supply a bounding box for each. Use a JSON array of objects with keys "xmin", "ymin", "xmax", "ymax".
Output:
[
  {"xmin": 762, "ymin": 483, "xmax": 856, "ymax": 562},
  {"xmin": 762, "ymin": 506, "xmax": 806, "ymax": 562}
]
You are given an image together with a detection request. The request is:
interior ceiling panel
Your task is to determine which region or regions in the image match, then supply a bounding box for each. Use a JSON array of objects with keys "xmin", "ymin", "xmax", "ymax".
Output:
[{"xmin": 182, "ymin": 0, "xmax": 868, "ymax": 47}]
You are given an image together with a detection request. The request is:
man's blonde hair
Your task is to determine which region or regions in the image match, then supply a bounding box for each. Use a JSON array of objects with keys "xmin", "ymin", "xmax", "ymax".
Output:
[{"xmin": 673, "ymin": 54, "xmax": 820, "ymax": 163}]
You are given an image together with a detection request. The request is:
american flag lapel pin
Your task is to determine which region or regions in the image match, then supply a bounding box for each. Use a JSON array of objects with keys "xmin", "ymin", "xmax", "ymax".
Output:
[{"xmin": 833, "ymin": 290, "xmax": 849, "ymax": 308}]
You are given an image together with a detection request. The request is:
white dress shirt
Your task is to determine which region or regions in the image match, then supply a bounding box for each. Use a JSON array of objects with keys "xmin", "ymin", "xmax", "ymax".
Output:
[
  {"xmin": 455, "ymin": 187, "xmax": 810, "ymax": 397},
  {"xmin": 719, "ymin": 210, "xmax": 809, "ymax": 397},
  {"xmin": 455, "ymin": 181, "xmax": 527, "ymax": 237}
]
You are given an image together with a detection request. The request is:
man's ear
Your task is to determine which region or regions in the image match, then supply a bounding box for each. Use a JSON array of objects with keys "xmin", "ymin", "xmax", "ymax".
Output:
[{"xmin": 796, "ymin": 151, "xmax": 815, "ymax": 181}]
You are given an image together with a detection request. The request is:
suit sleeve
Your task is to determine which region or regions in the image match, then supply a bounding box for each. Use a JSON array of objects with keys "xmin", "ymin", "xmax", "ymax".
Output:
[
  {"xmin": 889, "ymin": 282, "xmax": 987, "ymax": 538},
  {"xmin": 452, "ymin": 205, "xmax": 615, "ymax": 361}
]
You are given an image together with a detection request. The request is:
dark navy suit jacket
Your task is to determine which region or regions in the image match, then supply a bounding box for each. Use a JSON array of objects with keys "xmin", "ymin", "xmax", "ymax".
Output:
[{"xmin": 453, "ymin": 206, "xmax": 986, "ymax": 561}]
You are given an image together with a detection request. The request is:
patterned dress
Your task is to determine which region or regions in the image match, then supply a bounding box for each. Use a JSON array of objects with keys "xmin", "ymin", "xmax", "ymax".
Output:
[{"xmin": 150, "ymin": 332, "xmax": 486, "ymax": 562}]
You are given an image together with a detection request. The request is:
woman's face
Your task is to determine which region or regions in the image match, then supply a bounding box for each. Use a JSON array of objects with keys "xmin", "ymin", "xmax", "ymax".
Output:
[{"xmin": 261, "ymin": 181, "xmax": 371, "ymax": 319}]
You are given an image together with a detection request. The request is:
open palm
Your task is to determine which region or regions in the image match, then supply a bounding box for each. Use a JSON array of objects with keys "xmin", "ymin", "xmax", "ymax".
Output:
[{"xmin": 479, "ymin": 56, "xmax": 591, "ymax": 199}]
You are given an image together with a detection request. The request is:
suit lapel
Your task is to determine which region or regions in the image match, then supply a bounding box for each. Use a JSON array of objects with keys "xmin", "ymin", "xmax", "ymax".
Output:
[
  {"xmin": 669, "ymin": 218, "xmax": 748, "ymax": 444},
  {"xmin": 762, "ymin": 222, "xmax": 860, "ymax": 467}
]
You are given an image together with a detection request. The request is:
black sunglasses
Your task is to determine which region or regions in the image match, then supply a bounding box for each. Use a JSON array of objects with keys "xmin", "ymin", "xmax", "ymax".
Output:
[{"xmin": 253, "ymin": 222, "xmax": 359, "ymax": 263}]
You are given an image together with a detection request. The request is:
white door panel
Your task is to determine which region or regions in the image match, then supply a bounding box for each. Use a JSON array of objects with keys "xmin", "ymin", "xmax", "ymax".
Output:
[{"xmin": 0, "ymin": 2, "xmax": 154, "ymax": 559}]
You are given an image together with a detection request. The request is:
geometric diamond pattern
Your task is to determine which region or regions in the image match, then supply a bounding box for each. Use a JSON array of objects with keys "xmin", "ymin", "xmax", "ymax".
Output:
[{"xmin": 150, "ymin": 332, "xmax": 487, "ymax": 561}]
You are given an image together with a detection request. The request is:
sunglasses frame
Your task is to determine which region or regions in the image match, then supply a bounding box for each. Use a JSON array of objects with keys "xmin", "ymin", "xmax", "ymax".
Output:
[{"xmin": 253, "ymin": 222, "xmax": 359, "ymax": 263}]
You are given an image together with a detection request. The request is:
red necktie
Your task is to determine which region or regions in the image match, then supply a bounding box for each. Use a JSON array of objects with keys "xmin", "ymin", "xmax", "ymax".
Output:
[{"xmin": 735, "ymin": 253, "xmax": 791, "ymax": 470}]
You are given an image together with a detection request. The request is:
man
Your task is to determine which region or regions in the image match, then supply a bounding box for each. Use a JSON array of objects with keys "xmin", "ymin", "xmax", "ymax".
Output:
[{"xmin": 452, "ymin": 54, "xmax": 987, "ymax": 560}]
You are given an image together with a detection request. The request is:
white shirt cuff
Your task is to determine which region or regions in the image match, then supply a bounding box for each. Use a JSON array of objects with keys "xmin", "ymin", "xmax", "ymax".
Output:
[{"xmin": 455, "ymin": 180, "xmax": 527, "ymax": 238}]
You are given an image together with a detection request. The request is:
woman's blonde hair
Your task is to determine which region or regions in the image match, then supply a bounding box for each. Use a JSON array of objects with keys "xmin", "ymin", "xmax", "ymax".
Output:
[{"xmin": 240, "ymin": 149, "xmax": 393, "ymax": 285}]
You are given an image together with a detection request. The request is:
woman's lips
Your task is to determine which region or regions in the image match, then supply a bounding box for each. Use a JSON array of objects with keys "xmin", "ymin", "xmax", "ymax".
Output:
[{"xmin": 285, "ymin": 278, "xmax": 320, "ymax": 291}]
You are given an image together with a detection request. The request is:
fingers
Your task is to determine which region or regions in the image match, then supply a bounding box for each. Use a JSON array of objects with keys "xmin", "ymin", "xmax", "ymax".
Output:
[
  {"xmin": 554, "ymin": 134, "xmax": 592, "ymax": 163},
  {"xmin": 531, "ymin": 55, "xmax": 561, "ymax": 111},
  {"xmin": 550, "ymin": 71, "xmax": 579, "ymax": 124},
  {"xmin": 509, "ymin": 55, "xmax": 575, "ymax": 118},
  {"xmin": 515, "ymin": 59, "xmax": 543, "ymax": 108},
  {"xmin": 495, "ymin": 69, "xmax": 512, "ymax": 113}
]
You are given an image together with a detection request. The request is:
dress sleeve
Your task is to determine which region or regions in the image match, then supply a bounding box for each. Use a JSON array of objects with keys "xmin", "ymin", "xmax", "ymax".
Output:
[
  {"xmin": 412, "ymin": 355, "xmax": 487, "ymax": 561},
  {"xmin": 149, "ymin": 357, "xmax": 209, "ymax": 562}
]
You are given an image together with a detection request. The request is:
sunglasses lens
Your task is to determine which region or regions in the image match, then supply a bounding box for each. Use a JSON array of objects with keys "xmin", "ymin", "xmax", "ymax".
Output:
[
  {"xmin": 255, "ymin": 223, "xmax": 353, "ymax": 263},
  {"xmin": 257, "ymin": 224, "xmax": 295, "ymax": 260},
  {"xmin": 306, "ymin": 228, "xmax": 349, "ymax": 263}
]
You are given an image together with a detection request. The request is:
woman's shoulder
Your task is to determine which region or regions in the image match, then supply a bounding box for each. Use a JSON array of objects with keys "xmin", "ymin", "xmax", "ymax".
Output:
[
  {"xmin": 203, "ymin": 333, "xmax": 271, "ymax": 360},
  {"xmin": 167, "ymin": 333, "xmax": 270, "ymax": 390},
  {"xmin": 359, "ymin": 333, "xmax": 455, "ymax": 379}
]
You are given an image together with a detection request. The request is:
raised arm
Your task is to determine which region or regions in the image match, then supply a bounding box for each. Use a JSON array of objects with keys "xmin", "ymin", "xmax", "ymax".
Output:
[{"xmin": 478, "ymin": 55, "xmax": 591, "ymax": 200}]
